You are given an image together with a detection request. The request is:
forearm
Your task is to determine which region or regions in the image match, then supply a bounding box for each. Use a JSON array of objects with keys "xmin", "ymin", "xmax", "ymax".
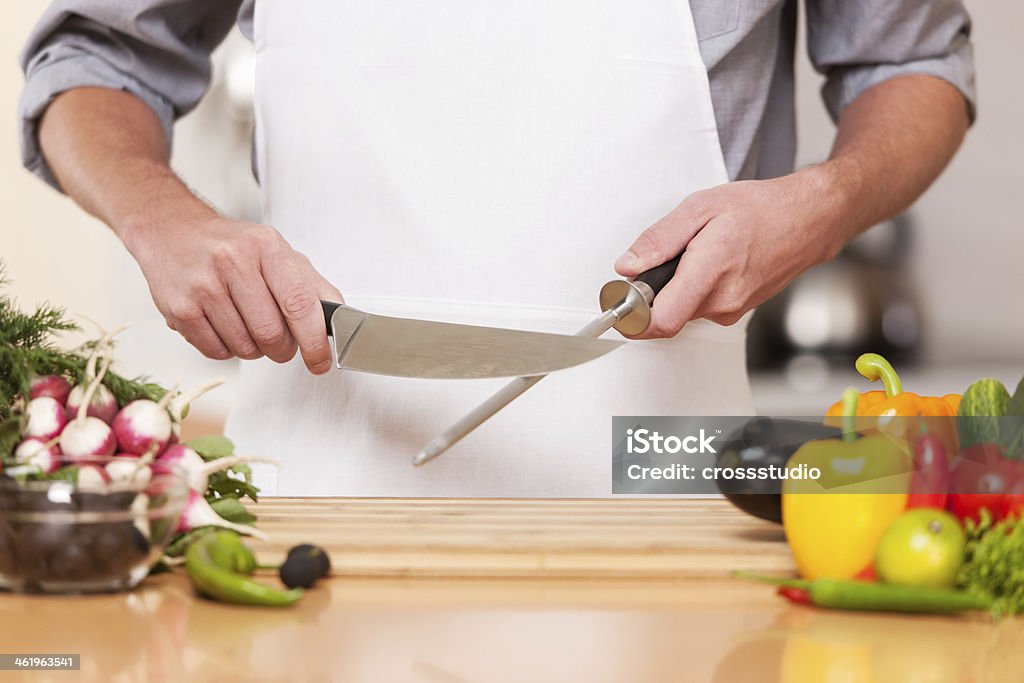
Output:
[
  {"xmin": 37, "ymin": 86, "xmax": 341, "ymax": 372},
  {"xmin": 815, "ymin": 74, "xmax": 970, "ymax": 248},
  {"xmin": 38, "ymin": 87, "xmax": 216, "ymax": 249}
]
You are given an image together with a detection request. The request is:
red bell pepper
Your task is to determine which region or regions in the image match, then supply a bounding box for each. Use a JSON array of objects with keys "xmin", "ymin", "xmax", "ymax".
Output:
[
  {"xmin": 948, "ymin": 443, "xmax": 1023, "ymax": 523},
  {"xmin": 906, "ymin": 430, "xmax": 950, "ymax": 510}
]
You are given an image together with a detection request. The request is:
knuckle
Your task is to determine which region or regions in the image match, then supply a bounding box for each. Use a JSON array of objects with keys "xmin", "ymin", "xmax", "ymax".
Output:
[
  {"xmin": 188, "ymin": 278, "xmax": 221, "ymax": 303},
  {"xmin": 267, "ymin": 342, "xmax": 299, "ymax": 364},
  {"xmin": 280, "ymin": 288, "xmax": 318, "ymax": 319},
  {"xmin": 201, "ymin": 346, "xmax": 233, "ymax": 361},
  {"xmin": 250, "ymin": 320, "xmax": 288, "ymax": 347},
  {"xmin": 235, "ymin": 342, "xmax": 263, "ymax": 360},
  {"xmin": 210, "ymin": 243, "xmax": 242, "ymax": 271},
  {"xmin": 254, "ymin": 225, "xmax": 285, "ymax": 252},
  {"xmin": 633, "ymin": 229, "xmax": 667, "ymax": 261},
  {"xmin": 301, "ymin": 335, "xmax": 330, "ymax": 358},
  {"xmin": 307, "ymin": 355, "xmax": 333, "ymax": 375},
  {"xmin": 169, "ymin": 302, "xmax": 204, "ymax": 324}
]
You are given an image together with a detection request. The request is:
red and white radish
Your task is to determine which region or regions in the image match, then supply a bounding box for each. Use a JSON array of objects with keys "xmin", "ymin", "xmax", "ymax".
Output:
[
  {"xmin": 154, "ymin": 443, "xmax": 276, "ymax": 492},
  {"xmin": 76, "ymin": 464, "xmax": 110, "ymax": 490},
  {"xmin": 111, "ymin": 387, "xmax": 178, "ymax": 457},
  {"xmin": 22, "ymin": 396, "xmax": 67, "ymax": 441},
  {"xmin": 64, "ymin": 333, "xmax": 123, "ymax": 424},
  {"xmin": 60, "ymin": 353, "xmax": 118, "ymax": 459},
  {"xmin": 167, "ymin": 377, "xmax": 225, "ymax": 440},
  {"xmin": 66, "ymin": 382, "xmax": 118, "ymax": 424},
  {"xmin": 177, "ymin": 490, "xmax": 268, "ymax": 540},
  {"xmin": 29, "ymin": 374, "xmax": 72, "ymax": 405},
  {"xmin": 105, "ymin": 458, "xmax": 152, "ymax": 486},
  {"xmin": 13, "ymin": 437, "xmax": 61, "ymax": 474},
  {"xmin": 131, "ymin": 493, "xmax": 151, "ymax": 539}
]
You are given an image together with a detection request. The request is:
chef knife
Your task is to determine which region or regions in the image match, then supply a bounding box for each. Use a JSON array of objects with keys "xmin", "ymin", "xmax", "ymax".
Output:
[
  {"xmin": 412, "ymin": 253, "xmax": 682, "ymax": 465},
  {"xmin": 321, "ymin": 301, "xmax": 624, "ymax": 379}
]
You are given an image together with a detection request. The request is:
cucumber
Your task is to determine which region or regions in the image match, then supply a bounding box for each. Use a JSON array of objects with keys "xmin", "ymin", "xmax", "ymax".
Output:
[
  {"xmin": 999, "ymin": 377, "xmax": 1024, "ymax": 460},
  {"xmin": 957, "ymin": 378, "xmax": 1010, "ymax": 450}
]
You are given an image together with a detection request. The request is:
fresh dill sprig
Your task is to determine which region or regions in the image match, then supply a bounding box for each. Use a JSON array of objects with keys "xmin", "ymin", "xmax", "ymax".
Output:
[{"xmin": 0, "ymin": 262, "xmax": 167, "ymax": 424}]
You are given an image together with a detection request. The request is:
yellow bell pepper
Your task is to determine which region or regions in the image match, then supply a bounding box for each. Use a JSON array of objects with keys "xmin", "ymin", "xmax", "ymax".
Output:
[
  {"xmin": 825, "ymin": 353, "xmax": 960, "ymax": 454},
  {"xmin": 785, "ymin": 389, "xmax": 911, "ymax": 580}
]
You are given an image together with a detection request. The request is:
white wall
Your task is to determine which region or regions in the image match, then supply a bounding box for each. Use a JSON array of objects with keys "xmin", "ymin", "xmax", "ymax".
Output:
[
  {"xmin": 0, "ymin": 3, "xmax": 240, "ymax": 422},
  {"xmin": 1, "ymin": 0, "xmax": 1020, "ymax": 419},
  {"xmin": 793, "ymin": 0, "xmax": 1024, "ymax": 362}
]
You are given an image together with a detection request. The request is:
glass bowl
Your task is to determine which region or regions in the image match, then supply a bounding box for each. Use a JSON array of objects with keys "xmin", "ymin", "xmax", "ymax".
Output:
[{"xmin": 0, "ymin": 456, "xmax": 188, "ymax": 594}]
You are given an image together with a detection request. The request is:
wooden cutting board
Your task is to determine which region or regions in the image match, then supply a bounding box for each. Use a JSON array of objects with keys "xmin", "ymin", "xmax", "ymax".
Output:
[{"xmin": 247, "ymin": 498, "xmax": 796, "ymax": 578}]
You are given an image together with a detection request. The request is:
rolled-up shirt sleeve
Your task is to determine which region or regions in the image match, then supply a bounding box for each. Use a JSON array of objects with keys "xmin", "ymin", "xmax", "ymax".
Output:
[
  {"xmin": 806, "ymin": 0, "xmax": 976, "ymax": 124},
  {"xmin": 18, "ymin": 0, "xmax": 243, "ymax": 190}
]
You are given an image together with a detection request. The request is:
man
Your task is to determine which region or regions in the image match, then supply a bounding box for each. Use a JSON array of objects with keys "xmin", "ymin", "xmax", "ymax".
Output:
[{"xmin": 19, "ymin": 1, "xmax": 974, "ymax": 496}]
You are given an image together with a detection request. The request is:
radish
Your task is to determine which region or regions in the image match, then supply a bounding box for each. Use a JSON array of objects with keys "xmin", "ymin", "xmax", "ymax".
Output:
[
  {"xmin": 111, "ymin": 390, "xmax": 177, "ymax": 457},
  {"xmin": 76, "ymin": 464, "xmax": 110, "ymax": 490},
  {"xmin": 65, "ymin": 336, "xmax": 122, "ymax": 424},
  {"xmin": 29, "ymin": 374, "xmax": 72, "ymax": 405},
  {"xmin": 13, "ymin": 437, "xmax": 61, "ymax": 474},
  {"xmin": 177, "ymin": 490, "xmax": 268, "ymax": 540},
  {"xmin": 106, "ymin": 459, "xmax": 152, "ymax": 486},
  {"xmin": 131, "ymin": 493, "xmax": 151, "ymax": 539},
  {"xmin": 60, "ymin": 354, "xmax": 118, "ymax": 459},
  {"xmin": 155, "ymin": 443, "xmax": 277, "ymax": 492},
  {"xmin": 66, "ymin": 382, "xmax": 118, "ymax": 424},
  {"xmin": 167, "ymin": 377, "xmax": 225, "ymax": 440},
  {"xmin": 22, "ymin": 396, "xmax": 68, "ymax": 440}
]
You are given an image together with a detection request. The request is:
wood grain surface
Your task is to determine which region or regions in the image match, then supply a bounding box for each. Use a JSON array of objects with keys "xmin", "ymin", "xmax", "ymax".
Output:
[{"xmin": 247, "ymin": 498, "xmax": 796, "ymax": 578}]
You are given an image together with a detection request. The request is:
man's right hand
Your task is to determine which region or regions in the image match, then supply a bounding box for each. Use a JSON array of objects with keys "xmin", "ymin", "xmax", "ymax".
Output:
[{"xmin": 126, "ymin": 216, "xmax": 344, "ymax": 374}]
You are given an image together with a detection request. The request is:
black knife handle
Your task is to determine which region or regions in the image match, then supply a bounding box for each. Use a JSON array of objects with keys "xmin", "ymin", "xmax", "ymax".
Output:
[
  {"xmin": 321, "ymin": 300, "xmax": 342, "ymax": 336},
  {"xmin": 635, "ymin": 252, "xmax": 683, "ymax": 299}
]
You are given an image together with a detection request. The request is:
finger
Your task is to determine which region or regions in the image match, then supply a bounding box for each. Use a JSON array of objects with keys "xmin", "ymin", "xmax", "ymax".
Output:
[
  {"xmin": 297, "ymin": 253, "xmax": 345, "ymax": 304},
  {"xmin": 629, "ymin": 248, "xmax": 720, "ymax": 340},
  {"xmin": 614, "ymin": 196, "xmax": 712, "ymax": 277},
  {"xmin": 174, "ymin": 314, "xmax": 233, "ymax": 361},
  {"xmin": 224, "ymin": 266, "xmax": 298, "ymax": 364},
  {"xmin": 203, "ymin": 296, "xmax": 263, "ymax": 360},
  {"xmin": 262, "ymin": 254, "xmax": 334, "ymax": 375}
]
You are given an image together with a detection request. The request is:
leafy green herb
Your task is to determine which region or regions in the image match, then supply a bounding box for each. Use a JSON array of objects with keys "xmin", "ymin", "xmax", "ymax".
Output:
[
  {"xmin": 187, "ymin": 435, "xmax": 236, "ymax": 461},
  {"xmin": 0, "ymin": 417, "xmax": 22, "ymax": 461},
  {"xmin": 957, "ymin": 509, "xmax": 1024, "ymax": 616},
  {"xmin": 165, "ymin": 526, "xmax": 220, "ymax": 558},
  {"xmin": 206, "ymin": 465, "xmax": 260, "ymax": 503},
  {"xmin": 210, "ymin": 496, "xmax": 258, "ymax": 525},
  {"xmin": 0, "ymin": 263, "xmax": 168, "ymax": 421}
]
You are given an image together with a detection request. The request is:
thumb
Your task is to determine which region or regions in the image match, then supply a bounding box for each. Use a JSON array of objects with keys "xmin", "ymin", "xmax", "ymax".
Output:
[{"xmin": 614, "ymin": 206, "xmax": 709, "ymax": 277}]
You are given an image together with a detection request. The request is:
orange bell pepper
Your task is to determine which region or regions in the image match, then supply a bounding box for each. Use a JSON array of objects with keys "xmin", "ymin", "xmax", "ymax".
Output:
[{"xmin": 825, "ymin": 353, "xmax": 960, "ymax": 453}]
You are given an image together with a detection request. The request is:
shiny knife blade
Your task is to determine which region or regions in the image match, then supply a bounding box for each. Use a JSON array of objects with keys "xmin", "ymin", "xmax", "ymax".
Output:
[
  {"xmin": 411, "ymin": 252, "xmax": 683, "ymax": 465},
  {"xmin": 322, "ymin": 301, "xmax": 624, "ymax": 379}
]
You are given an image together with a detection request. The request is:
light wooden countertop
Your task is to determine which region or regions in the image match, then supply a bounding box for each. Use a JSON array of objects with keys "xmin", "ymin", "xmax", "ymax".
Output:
[{"xmin": 0, "ymin": 499, "xmax": 1019, "ymax": 682}]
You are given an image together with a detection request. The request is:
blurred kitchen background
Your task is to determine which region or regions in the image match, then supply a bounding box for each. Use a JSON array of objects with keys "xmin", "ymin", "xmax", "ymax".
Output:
[{"xmin": 2, "ymin": 1, "xmax": 1021, "ymax": 429}]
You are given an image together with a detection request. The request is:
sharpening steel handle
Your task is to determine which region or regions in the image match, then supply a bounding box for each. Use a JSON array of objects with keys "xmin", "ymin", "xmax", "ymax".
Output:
[
  {"xmin": 321, "ymin": 300, "xmax": 342, "ymax": 336},
  {"xmin": 634, "ymin": 252, "xmax": 682, "ymax": 299}
]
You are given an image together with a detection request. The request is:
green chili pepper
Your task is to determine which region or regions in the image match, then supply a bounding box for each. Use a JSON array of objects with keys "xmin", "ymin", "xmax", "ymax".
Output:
[
  {"xmin": 185, "ymin": 531, "xmax": 303, "ymax": 607},
  {"xmin": 740, "ymin": 573, "xmax": 993, "ymax": 615},
  {"xmin": 204, "ymin": 531, "xmax": 257, "ymax": 575}
]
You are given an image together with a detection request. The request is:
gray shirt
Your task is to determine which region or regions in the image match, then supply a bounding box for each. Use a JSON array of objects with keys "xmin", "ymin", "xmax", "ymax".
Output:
[{"xmin": 19, "ymin": 1, "xmax": 975, "ymax": 191}]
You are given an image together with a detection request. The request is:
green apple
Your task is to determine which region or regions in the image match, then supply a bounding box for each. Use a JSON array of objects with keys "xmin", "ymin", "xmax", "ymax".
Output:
[{"xmin": 875, "ymin": 508, "xmax": 966, "ymax": 589}]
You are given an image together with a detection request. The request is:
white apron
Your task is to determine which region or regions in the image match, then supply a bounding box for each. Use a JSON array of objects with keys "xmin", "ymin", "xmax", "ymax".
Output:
[{"xmin": 229, "ymin": 0, "xmax": 755, "ymax": 496}]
